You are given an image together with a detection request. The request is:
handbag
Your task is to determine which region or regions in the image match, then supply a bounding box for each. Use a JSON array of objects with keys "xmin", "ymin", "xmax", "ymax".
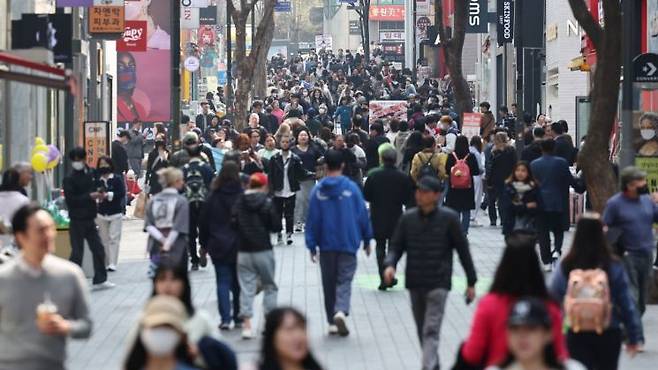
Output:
[{"xmin": 133, "ymin": 192, "xmax": 147, "ymax": 219}]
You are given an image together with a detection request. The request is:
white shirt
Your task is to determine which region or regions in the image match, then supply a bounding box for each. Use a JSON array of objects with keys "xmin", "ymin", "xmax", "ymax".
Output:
[{"xmin": 274, "ymin": 151, "xmax": 295, "ymax": 198}]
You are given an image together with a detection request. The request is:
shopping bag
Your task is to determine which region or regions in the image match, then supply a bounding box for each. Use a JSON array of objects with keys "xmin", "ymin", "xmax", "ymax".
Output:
[{"xmin": 133, "ymin": 192, "xmax": 147, "ymax": 219}]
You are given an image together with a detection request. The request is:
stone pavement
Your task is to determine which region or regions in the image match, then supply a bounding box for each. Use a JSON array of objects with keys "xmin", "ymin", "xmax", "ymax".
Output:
[{"xmin": 68, "ymin": 217, "xmax": 658, "ymax": 370}]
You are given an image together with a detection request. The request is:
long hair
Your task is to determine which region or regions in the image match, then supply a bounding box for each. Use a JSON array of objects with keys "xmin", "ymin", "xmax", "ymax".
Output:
[
  {"xmin": 454, "ymin": 135, "xmax": 470, "ymax": 158},
  {"xmin": 211, "ymin": 160, "xmax": 241, "ymax": 191},
  {"xmin": 505, "ymin": 161, "xmax": 536, "ymax": 186},
  {"xmin": 561, "ymin": 213, "xmax": 615, "ymax": 275},
  {"xmin": 0, "ymin": 168, "xmax": 22, "ymax": 192},
  {"xmin": 469, "ymin": 135, "xmax": 483, "ymax": 153},
  {"xmin": 489, "ymin": 232, "xmax": 549, "ymax": 299},
  {"xmin": 123, "ymin": 329, "xmax": 194, "ymax": 370},
  {"xmin": 259, "ymin": 308, "xmax": 323, "ymax": 370},
  {"xmin": 151, "ymin": 263, "xmax": 194, "ymax": 316}
]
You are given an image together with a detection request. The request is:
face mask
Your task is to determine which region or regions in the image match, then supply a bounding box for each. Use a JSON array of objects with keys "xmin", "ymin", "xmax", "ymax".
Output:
[
  {"xmin": 140, "ymin": 327, "xmax": 180, "ymax": 357},
  {"xmin": 118, "ymin": 65, "xmax": 137, "ymax": 91},
  {"xmin": 641, "ymin": 129, "xmax": 655, "ymax": 141},
  {"xmin": 638, "ymin": 185, "xmax": 650, "ymax": 195},
  {"xmin": 319, "ymin": 108, "xmax": 326, "ymax": 114},
  {"xmin": 72, "ymin": 161, "xmax": 85, "ymax": 171}
]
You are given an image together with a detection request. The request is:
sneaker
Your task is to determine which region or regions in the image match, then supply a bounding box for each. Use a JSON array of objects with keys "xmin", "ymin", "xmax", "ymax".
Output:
[
  {"xmin": 106, "ymin": 264, "xmax": 117, "ymax": 272},
  {"xmin": 389, "ymin": 278, "xmax": 398, "ymax": 289},
  {"xmin": 219, "ymin": 323, "xmax": 231, "ymax": 331},
  {"xmin": 199, "ymin": 250, "xmax": 208, "ymax": 268},
  {"xmin": 552, "ymin": 250, "xmax": 561, "ymax": 261},
  {"xmin": 92, "ymin": 281, "xmax": 116, "ymax": 291},
  {"xmin": 286, "ymin": 233, "xmax": 294, "ymax": 245},
  {"xmin": 241, "ymin": 327, "xmax": 254, "ymax": 339},
  {"xmin": 294, "ymin": 223, "xmax": 303, "ymax": 233},
  {"xmin": 543, "ymin": 264, "xmax": 553, "ymax": 273},
  {"xmin": 328, "ymin": 325, "xmax": 339, "ymax": 335},
  {"xmin": 377, "ymin": 283, "xmax": 388, "ymax": 291},
  {"xmin": 191, "ymin": 263, "xmax": 199, "ymax": 271},
  {"xmin": 333, "ymin": 311, "xmax": 349, "ymax": 337},
  {"xmin": 276, "ymin": 233, "xmax": 283, "ymax": 245},
  {"xmin": 489, "ymin": 221, "xmax": 497, "ymax": 227}
]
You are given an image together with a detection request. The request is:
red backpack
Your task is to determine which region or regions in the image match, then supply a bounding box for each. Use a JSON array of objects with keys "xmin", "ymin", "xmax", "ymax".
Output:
[{"xmin": 450, "ymin": 152, "xmax": 472, "ymax": 189}]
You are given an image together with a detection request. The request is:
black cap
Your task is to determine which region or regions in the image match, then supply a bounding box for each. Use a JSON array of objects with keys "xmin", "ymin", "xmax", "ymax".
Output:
[
  {"xmin": 417, "ymin": 176, "xmax": 443, "ymax": 193},
  {"xmin": 507, "ymin": 297, "xmax": 551, "ymax": 328}
]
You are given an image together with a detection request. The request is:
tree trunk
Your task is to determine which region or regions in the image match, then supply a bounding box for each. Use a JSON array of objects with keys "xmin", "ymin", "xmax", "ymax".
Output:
[
  {"xmin": 568, "ymin": 0, "xmax": 622, "ymax": 212},
  {"xmin": 362, "ymin": 0, "xmax": 370, "ymax": 59}
]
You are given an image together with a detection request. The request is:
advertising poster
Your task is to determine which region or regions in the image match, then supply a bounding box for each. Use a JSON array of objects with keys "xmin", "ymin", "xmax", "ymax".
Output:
[
  {"xmin": 635, "ymin": 157, "xmax": 658, "ymax": 193},
  {"xmin": 462, "ymin": 112, "xmax": 482, "ymax": 139},
  {"xmin": 369, "ymin": 101, "xmax": 407, "ymax": 122},
  {"xmin": 119, "ymin": 0, "xmax": 172, "ymax": 124},
  {"xmin": 117, "ymin": 21, "xmax": 148, "ymax": 51},
  {"xmin": 83, "ymin": 121, "xmax": 110, "ymax": 168}
]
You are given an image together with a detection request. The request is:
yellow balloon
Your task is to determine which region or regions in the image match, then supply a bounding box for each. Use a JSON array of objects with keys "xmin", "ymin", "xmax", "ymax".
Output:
[
  {"xmin": 31, "ymin": 152, "xmax": 48, "ymax": 172},
  {"xmin": 46, "ymin": 156, "xmax": 60, "ymax": 170},
  {"xmin": 34, "ymin": 137, "xmax": 46, "ymax": 146},
  {"xmin": 32, "ymin": 145, "xmax": 49, "ymax": 156}
]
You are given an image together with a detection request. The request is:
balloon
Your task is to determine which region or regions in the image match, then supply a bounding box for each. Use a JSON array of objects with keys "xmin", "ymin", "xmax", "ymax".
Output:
[
  {"xmin": 32, "ymin": 145, "xmax": 49, "ymax": 156},
  {"xmin": 35, "ymin": 137, "xmax": 46, "ymax": 146},
  {"xmin": 46, "ymin": 157, "xmax": 60, "ymax": 170},
  {"xmin": 47, "ymin": 145, "xmax": 61, "ymax": 162},
  {"xmin": 31, "ymin": 152, "xmax": 48, "ymax": 172}
]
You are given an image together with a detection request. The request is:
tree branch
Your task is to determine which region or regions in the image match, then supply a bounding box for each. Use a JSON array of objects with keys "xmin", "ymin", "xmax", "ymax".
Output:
[{"xmin": 567, "ymin": 0, "xmax": 603, "ymax": 49}]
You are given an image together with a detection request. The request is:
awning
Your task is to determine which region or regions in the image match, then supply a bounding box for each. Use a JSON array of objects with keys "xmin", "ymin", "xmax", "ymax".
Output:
[{"xmin": 0, "ymin": 52, "xmax": 74, "ymax": 92}]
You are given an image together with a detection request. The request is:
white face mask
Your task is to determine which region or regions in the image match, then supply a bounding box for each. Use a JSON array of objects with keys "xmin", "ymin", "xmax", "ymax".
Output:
[
  {"xmin": 319, "ymin": 108, "xmax": 326, "ymax": 114},
  {"xmin": 641, "ymin": 129, "xmax": 656, "ymax": 141},
  {"xmin": 140, "ymin": 327, "xmax": 181, "ymax": 357},
  {"xmin": 72, "ymin": 161, "xmax": 85, "ymax": 171}
]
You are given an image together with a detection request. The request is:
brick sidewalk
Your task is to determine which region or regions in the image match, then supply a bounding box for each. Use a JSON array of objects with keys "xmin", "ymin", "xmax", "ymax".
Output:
[{"xmin": 68, "ymin": 218, "xmax": 658, "ymax": 369}]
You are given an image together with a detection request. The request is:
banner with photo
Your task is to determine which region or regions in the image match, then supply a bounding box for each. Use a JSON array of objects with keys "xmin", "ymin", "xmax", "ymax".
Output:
[{"xmin": 118, "ymin": 0, "xmax": 172, "ymax": 124}]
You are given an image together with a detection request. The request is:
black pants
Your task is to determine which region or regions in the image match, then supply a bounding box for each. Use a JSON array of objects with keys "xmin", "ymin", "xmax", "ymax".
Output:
[
  {"xmin": 487, "ymin": 187, "xmax": 502, "ymax": 225},
  {"xmin": 189, "ymin": 201, "xmax": 203, "ymax": 265},
  {"xmin": 69, "ymin": 219, "xmax": 107, "ymax": 284},
  {"xmin": 537, "ymin": 211, "xmax": 565, "ymax": 264},
  {"xmin": 273, "ymin": 195, "xmax": 296, "ymax": 235},
  {"xmin": 376, "ymin": 238, "xmax": 390, "ymax": 284},
  {"xmin": 567, "ymin": 329, "xmax": 622, "ymax": 370}
]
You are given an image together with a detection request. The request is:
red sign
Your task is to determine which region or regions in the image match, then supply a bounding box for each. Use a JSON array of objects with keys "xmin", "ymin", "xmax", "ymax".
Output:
[
  {"xmin": 117, "ymin": 21, "xmax": 147, "ymax": 51},
  {"xmin": 382, "ymin": 42, "xmax": 404, "ymax": 55},
  {"xmin": 462, "ymin": 113, "xmax": 482, "ymax": 140},
  {"xmin": 369, "ymin": 5, "xmax": 405, "ymax": 21}
]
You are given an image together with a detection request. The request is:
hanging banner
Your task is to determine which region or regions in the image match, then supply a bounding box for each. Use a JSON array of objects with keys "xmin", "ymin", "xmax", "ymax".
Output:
[
  {"xmin": 467, "ymin": 0, "xmax": 488, "ymax": 34},
  {"xmin": 497, "ymin": 0, "xmax": 514, "ymax": 45},
  {"xmin": 57, "ymin": 0, "xmax": 92, "ymax": 6},
  {"xmin": 117, "ymin": 21, "xmax": 148, "ymax": 51},
  {"xmin": 199, "ymin": 6, "xmax": 217, "ymax": 25},
  {"xmin": 89, "ymin": 6, "xmax": 124, "ymax": 34},
  {"xmin": 83, "ymin": 121, "xmax": 110, "ymax": 168}
]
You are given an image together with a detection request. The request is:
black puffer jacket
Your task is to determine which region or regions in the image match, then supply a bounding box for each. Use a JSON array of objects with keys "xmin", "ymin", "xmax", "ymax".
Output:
[
  {"xmin": 485, "ymin": 146, "xmax": 517, "ymax": 190},
  {"xmin": 232, "ymin": 191, "xmax": 281, "ymax": 253},
  {"xmin": 268, "ymin": 151, "xmax": 311, "ymax": 193},
  {"xmin": 385, "ymin": 206, "xmax": 477, "ymax": 290}
]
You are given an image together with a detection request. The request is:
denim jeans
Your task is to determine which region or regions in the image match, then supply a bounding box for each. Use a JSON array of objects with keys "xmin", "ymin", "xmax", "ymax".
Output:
[
  {"xmin": 459, "ymin": 210, "xmax": 471, "ymax": 234},
  {"xmin": 319, "ymin": 251, "xmax": 357, "ymax": 324},
  {"xmin": 212, "ymin": 259, "xmax": 240, "ymax": 325},
  {"xmin": 623, "ymin": 251, "xmax": 653, "ymax": 320}
]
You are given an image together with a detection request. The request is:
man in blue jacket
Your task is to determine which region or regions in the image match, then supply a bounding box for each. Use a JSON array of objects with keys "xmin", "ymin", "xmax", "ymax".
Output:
[{"xmin": 305, "ymin": 149, "xmax": 373, "ymax": 337}]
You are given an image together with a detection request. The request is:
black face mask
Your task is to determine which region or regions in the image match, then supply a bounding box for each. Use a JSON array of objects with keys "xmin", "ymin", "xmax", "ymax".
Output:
[
  {"xmin": 638, "ymin": 185, "xmax": 650, "ymax": 195},
  {"xmin": 98, "ymin": 167, "xmax": 112, "ymax": 175}
]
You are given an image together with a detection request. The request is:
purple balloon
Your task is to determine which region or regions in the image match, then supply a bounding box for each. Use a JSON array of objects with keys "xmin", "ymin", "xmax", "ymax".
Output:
[{"xmin": 47, "ymin": 145, "xmax": 60, "ymax": 162}]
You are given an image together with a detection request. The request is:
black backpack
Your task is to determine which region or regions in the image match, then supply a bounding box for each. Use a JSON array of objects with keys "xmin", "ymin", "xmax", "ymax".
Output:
[
  {"xmin": 183, "ymin": 162, "xmax": 208, "ymax": 203},
  {"xmin": 418, "ymin": 153, "xmax": 438, "ymax": 179}
]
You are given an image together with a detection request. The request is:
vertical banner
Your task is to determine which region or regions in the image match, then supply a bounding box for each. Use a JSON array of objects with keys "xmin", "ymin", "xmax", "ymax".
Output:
[
  {"xmin": 462, "ymin": 113, "xmax": 482, "ymax": 139},
  {"xmin": 497, "ymin": 0, "xmax": 514, "ymax": 45},
  {"xmin": 466, "ymin": 0, "xmax": 488, "ymax": 34},
  {"xmin": 83, "ymin": 121, "xmax": 110, "ymax": 168},
  {"xmin": 181, "ymin": 1, "xmax": 200, "ymax": 29},
  {"xmin": 118, "ymin": 0, "xmax": 172, "ymax": 125}
]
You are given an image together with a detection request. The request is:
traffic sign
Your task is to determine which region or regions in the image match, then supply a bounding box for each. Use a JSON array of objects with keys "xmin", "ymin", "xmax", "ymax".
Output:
[{"xmin": 633, "ymin": 53, "xmax": 658, "ymax": 83}]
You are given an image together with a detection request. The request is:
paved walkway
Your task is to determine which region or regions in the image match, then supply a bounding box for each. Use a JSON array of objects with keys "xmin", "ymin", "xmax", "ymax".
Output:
[{"xmin": 68, "ymin": 217, "xmax": 658, "ymax": 370}]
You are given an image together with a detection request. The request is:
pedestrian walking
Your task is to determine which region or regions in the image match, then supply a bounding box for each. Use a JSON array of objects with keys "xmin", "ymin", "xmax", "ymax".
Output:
[
  {"xmin": 363, "ymin": 147, "xmax": 413, "ymax": 290},
  {"xmin": 469, "ymin": 136, "xmax": 485, "ymax": 225},
  {"xmin": 384, "ymin": 176, "xmax": 477, "ymax": 370},
  {"xmin": 501, "ymin": 162, "xmax": 539, "ymax": 236},
  {"xmin": 602, "ymin": 166, "xmax": 658, "ymax": 327},
  {"xmin": 63, "ymin": 147, "xmax": 114, "ymax": 289},
  {"xmin": 455, "ymin": 232, "xmax": 567, "ymax": 369},
  {"xmin": 531, "ymin": 139, "xmax": 576, "ymax": 271},
  {"xmin": 268, "ymin": 135, "xmax": 312, "ymax": 246},
  {"xmin": 365, "ymin": 122, "xmax": 390, "ymax": 171},
  {"xmin": 445, "ymin": 135, "xmax": 481, "ymax": 234},
  {"xmin": 0, "ymin": 168, "xmax": 29, "ymax": 249},
  {"xmin": 233, "ymin": 173, "xmax": 282, "ymax": 339},
  {"xmin": 521, "ymin": 127, "xmax": 545, "ymax": 164},
  {"xmin": 410, "ymin": 135, "xmax": 447, "ymax": 184},
  {"xmin": 94, "ymin": 156, "xmax": 126, "ymax": 272},
  {"xmin": 126, "ymin": 120, "xmax": 145, "ymax": 178},
  {"xmin": 182, "ymin": 145, "xmax": 214, "ymax": 271},
  {"xmin": 112, "ymin": 130, "xmax": 130, "ymax": 175},
  {"xmin": 11, "ymin": 161, "xmax": 33, "ymax": 197},
  {"xmin": 199, "ymin": 161, "xmax": 243, "ymax": 330},
  {"xmin": 291, "ymin": 129, "xmax": 323, "ymax": 232},
  {"xmin": 550, "ymin": 213, "xmax": 642, "ymax": 369},
  {"xmin": 485, "ymin": 298, "xmax": 586, "ymax": 370},
  {"xmin": 0, "ymin": 204, "xmax": 91, "ymax": 370},
  {"xmin": 144, "ymin": 167, "xmax": 190, "ymax": 273},
  {"xmin": 305, "ymin": 149, "xmax": 373, "ymax": 336},
  {"xmin": 485, "ymin": 132, "xmax": 517, "ymax": 227},
  {"xmin": 479, "ymin": 102, "xmax": 496, "ymax": 142},
  {"xmin": 145, "ymin": 135, "xmax": 169, "ymax": 196}
]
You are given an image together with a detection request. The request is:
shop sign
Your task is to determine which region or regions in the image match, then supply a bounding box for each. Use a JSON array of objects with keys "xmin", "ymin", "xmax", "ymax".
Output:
[
  {"xmin": 84, "ymin": 121, "xmax": 110, "ymax": 168},
  {"xmin": 117, "ymin": 21, "xmax": 147, "ymax": 51},
  {"xmin": 379, "ymin": 31, "xmax": 404, "ymax": 41},
  {"xmin": 199, "ymin": 6, "xmax": 217, "ymax": 25},
  {"xmin": 497, "ymin": 0, "xmax": 514, "ymax": 45},
  {"xmin": 369, "ymin": 5, "xmax": 404, "ymax": 21},
  {"xmin": 466, "ymin": 0, "xmax": 488, "ymax": 34},
  {"xmin": 462, "ymin": 113, "xmax": 482, "ymax": 139},
  {"xmin": 89, "ymin": 6, "xmax": 124, "ymax": 34},
  {"xmin": 181, "ymin": 1, "xmax": 200, "ymax": 29}
]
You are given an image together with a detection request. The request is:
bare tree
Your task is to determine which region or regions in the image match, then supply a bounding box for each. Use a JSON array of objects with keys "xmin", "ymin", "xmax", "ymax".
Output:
[
  {"xmin": 228, "ymin": 0, "xmax": 277, "ymax": 130},
  {"xmin": 347, "ymin": 0, "xmax": 370, "ymax": 59},
  {"xmin": 435, "ymin": 0, "xmax": 473, "ymax": 118},
  {"xmin": 568, "ymin": 0, "xmax": 621, "ymax": 212}
]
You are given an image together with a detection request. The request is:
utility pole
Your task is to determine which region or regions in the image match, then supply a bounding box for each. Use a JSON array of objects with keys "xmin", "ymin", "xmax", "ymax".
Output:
[{"xmin": 172, "ymin": 0, "xmax": 181, "ymax": 142}]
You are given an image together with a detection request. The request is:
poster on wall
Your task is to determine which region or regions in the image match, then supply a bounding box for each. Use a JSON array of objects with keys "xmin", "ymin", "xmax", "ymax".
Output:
[
  {"xmin": 83, "ymin": 121, "xmax": 110, "ymax": 168},
  {"xmin": 635, "ymin": 157, "xmax": 658, "ymax": 193},
  {"xmin": 649, "ymin": 0, "xmax": 658, "ymax": 53},
  {"xmin": 369, "ymin": 101, "xmax": 407, "ymax": 122},
  {"xmin": 119, "ymin": 0, "xmax": 172, "ymax": 125},
  {"xmin": 462, "ymin": 113, "xmax": 482, "ymax": 139}
]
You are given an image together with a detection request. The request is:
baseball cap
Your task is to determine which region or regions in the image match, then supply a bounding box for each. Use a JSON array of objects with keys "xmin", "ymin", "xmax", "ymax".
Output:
[
  {"xmin": 249, "ymin": 172, "xmax": 268, "ymax": 188},
  {"xmin": 507, "ymin": 297, "xmax": 552, "ymax": 328},
  {"xmin": 417, "ymin": 176, "xmax": 443, "ymax": 193},
  {"xmin": 140, "ymin": 296, "xmax": 188, "ymax": 333}
]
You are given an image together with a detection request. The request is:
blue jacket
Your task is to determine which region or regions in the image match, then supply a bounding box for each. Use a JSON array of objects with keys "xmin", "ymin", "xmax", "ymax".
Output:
[
  {"xmin": 305, "ymin": 176, "xmax": 373, "ymax": 254},
  {"xmin": 549, "ymin": 261, "xmax": 643, "ymax": 344},
  {"xmin": 333, "ymin": 105, "xmax": 353, "ymax": 132},
  {"xmin": 530, "ymin": 154, "xmax": 575, "ymax": 229}
]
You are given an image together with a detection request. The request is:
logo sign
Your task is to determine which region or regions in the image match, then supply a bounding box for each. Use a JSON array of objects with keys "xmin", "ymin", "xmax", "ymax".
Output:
[
  {"xmin": 497, "ymin": 0, "xmax": 514, "ymax": 45},
  {"xmin": 181, "ymin": 1, "xmax": 200, "ymax": 29},
  {"xmin": 381, "ymin": 42, "xmax": 404, "ymax": 55},
  {"xmin": 369, "ymin": 5, "xmax": 405, "ymax": 21},
  {"xmin": 117, "ymin": 21, "xmax": 147, "ymax": 51},
  {"xmin": 349, "ymin": 20, "xmax": 361, "ymax": 35},
  {"xmin": 467, "ymin": 0, "xmax": 488, "ymax": 33},
  {"xmin": 275, "ymin": 0, "xmax": 291, "ymax": 12},
  {"xmin": 89, "ymin": 6, "xmax": 125, "ymax": 34},
  {"xmin": 199, "ymin": 6, "xmax": 217, "ymax": 25},
  {"xmin": 184, "ymin": 56, "xmax": 200, "ymax": 72},
  {"xmin": 416, "ymin": 16, "xmax": 431, "ymax": 41},
  {"xmin": 379, "ymin": 31, "xmax": 404, "ymax": 41},
  {"xmin": 633, "ymin": 53, "xmax": 658, "ymax": 83}
]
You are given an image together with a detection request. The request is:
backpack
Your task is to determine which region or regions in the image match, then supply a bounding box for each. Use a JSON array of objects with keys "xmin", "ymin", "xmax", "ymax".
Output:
[
  {"xmin": 450, "ymin": 153, "xmax": 472, "ymax": 189},
  {"xmin": 418, "ymin": 153, "xmax": 438, "ymax": 179},
  {"xmin": 564, "ymin": 268, "xmax": 612, "ymax": 334},
  {"xmin": 183, "ymin": 162, "xmax": 208, "ymax": 203}
]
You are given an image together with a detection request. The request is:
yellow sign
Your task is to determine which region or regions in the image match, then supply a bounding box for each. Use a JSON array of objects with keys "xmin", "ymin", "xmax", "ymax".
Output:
[
  {"xmin": 89, "ymin": 6, "xmax": 125, "ymax": 34},
  {"xmin": 84, "ymin": 121, "xmax": 109, "ymax": 168},
  {"xmin": 635, "ymin": 157, "xmax": 658, "ymax": 193}
]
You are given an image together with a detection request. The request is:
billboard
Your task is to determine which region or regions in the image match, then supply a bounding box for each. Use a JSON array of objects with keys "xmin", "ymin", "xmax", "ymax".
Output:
[
  {"xmin": 369, "ymin": 101, "xmax": 407, "ymax": 122},
  {"xmin": 369, "ymin": 5, "xmax": 405, "ymax": 21},
  {"xmin": 118, "ymin": 0, "xmax": 172, "ymax": 124}
]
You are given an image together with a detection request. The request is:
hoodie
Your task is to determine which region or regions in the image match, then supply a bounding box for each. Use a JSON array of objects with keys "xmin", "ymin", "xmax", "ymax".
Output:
[
  {"xmin": 232, "ymin": 190, "xmax": 281, "ymax": 253},
  {"xmin": 199, "ymin": 182, "xmax": 242, "ymax": 262},
  {"xmin": 305, "ymin": 176, "xmax": 373, "ymax": 254}
]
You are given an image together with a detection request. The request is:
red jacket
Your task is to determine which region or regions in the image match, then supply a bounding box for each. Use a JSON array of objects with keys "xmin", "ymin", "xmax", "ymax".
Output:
[
  {"xmin": 126, "ymin": 179, "xmax": 142, "ymax": 196},
  {"xmin": 461, "ymin": 293, "xmax": 568, "ymax": 366}
]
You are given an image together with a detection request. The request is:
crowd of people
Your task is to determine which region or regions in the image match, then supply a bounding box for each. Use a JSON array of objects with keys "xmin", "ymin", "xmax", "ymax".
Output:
[{"xmin": 0, "ymin": 48, "xmax": 656, "ymax": 370}]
